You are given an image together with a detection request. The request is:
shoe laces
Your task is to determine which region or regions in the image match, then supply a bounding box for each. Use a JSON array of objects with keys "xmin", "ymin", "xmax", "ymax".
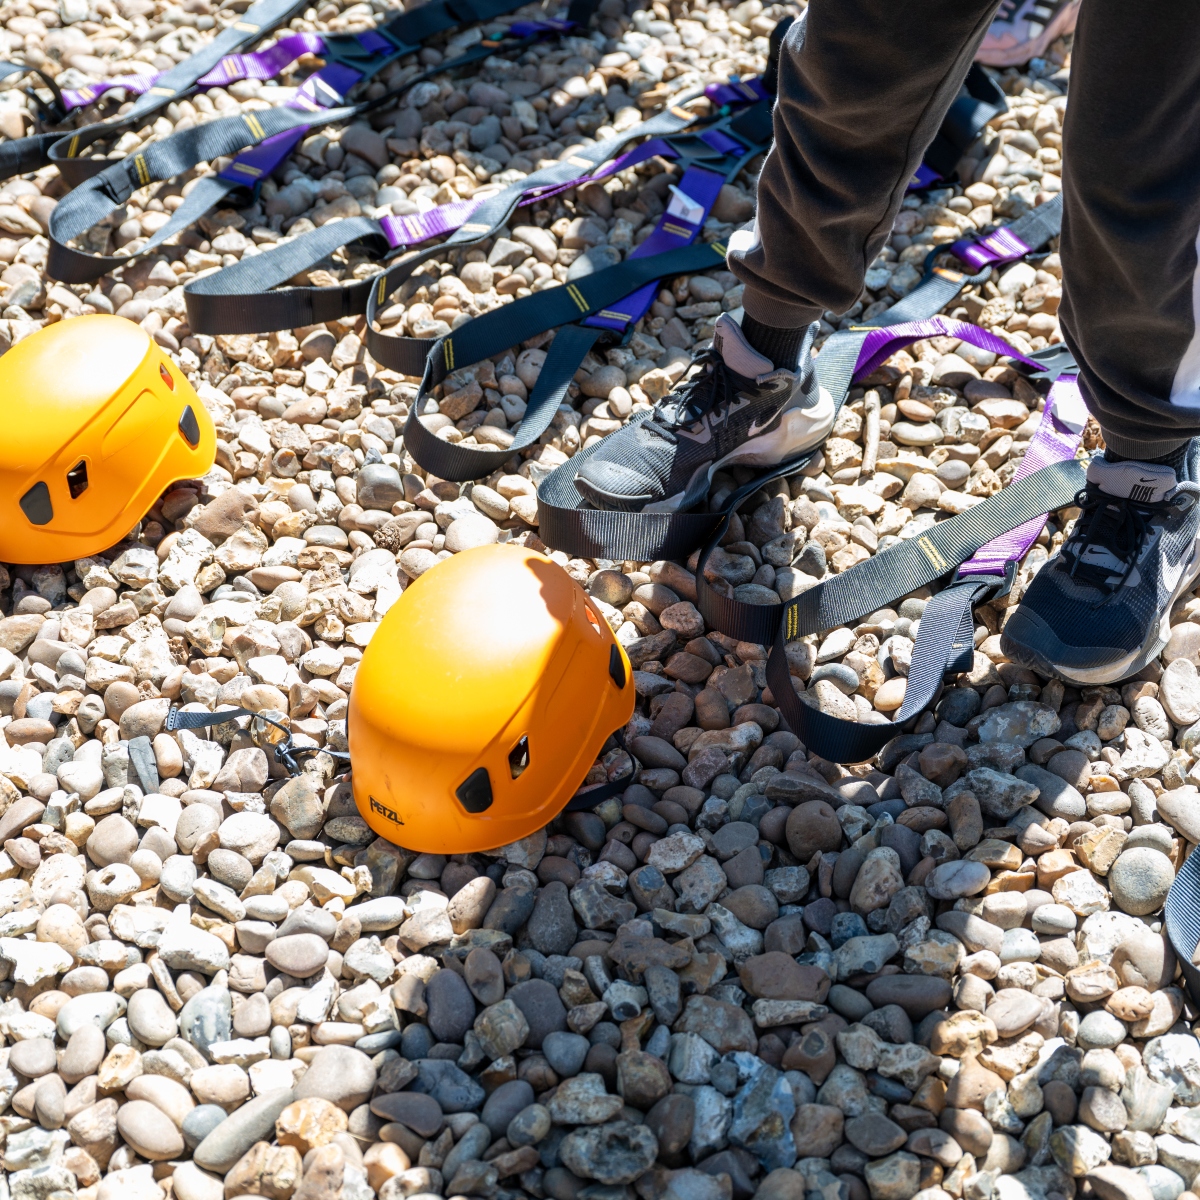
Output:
[
  {"xmin": 1066, "ymin": 480, "xmax": 1199, "ymax": 596},
  {"xmin": 640, "ymin": 350, "xmax": 746, "ymax": 445}
]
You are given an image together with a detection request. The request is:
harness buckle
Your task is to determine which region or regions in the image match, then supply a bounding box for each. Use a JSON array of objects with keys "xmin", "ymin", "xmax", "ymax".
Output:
[{"xmin": 955, "ymin": 557, "xmax": 1019, "ymax": 599}]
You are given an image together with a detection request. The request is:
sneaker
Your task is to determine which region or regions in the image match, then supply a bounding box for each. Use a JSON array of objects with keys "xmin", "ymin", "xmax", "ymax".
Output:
[
  {"xmin": 573, "ymin": 313, "xmax": 834, "ymax": 513},
  {"xmin": 1001, "ymin": 446, "xmax": 1200, "ymax": 685},
  {"xmin": 975, "ymin": 0, "xmax": 1079, "ymax": 67}
]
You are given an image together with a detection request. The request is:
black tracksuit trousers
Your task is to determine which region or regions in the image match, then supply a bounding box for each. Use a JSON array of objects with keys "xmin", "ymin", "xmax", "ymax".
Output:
[{"xmin": 726, "ymin": 0, "xmax": 1200, "ymax": 459}]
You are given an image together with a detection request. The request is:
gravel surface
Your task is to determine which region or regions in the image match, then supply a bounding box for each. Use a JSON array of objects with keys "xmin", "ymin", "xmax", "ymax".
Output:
[{"xmin": 2, "ymin": 14, "xmax": 1187, "ymax": 1200}]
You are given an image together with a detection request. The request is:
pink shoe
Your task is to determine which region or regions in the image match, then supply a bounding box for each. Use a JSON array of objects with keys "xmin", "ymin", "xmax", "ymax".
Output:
[{"xmin": 976, "ymin": 0, "xmax": 1079, "ymax": 67}]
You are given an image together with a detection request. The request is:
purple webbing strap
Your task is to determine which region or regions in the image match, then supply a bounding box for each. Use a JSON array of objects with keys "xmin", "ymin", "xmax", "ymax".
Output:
[
  {"xmin": 378, "ymin": 137, "xmax": 680, "ymax": 250},
  {"xmin": 584, "ymin": 164, "xmax": 724, "ymax": 332},
  {"xmin": 61, "ymin": 72, "xmax": 159, "ymax": 108},
  {"xmin": 851, "ymin": 314, "xmax": 1043, "ymax": 382},
  {"xmin": 217, "ymin": 60, "xmax": 361, "ymax": 184},
  {"xmin": 948, "ymin": 225, "xmax": 1033, "ymax": 272},
  {"xmin": 906, "ymin": 162, "xmax": 941, "ymax": 192},
  {"xmin": 957, "ymin": 375, "xmax": 1086, "ymax": 577},
  {"xmin": 703, "ymin": 77, "xmax": 768, "ymax": 106},
  {"xmin": 510, "ymin": 18, "xmax": 573, "ymax": 35},
  {"xmin": 60, "ymin": 30, "xmax": 326, "ymax": 109},
  {"xmin": 195, "ymin": 31, "xmax": 326, "ymax": 86}
]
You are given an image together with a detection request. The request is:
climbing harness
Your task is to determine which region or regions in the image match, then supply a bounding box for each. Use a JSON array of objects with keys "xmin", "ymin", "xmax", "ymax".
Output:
[
  {"xmin": 0, "ymin": 0, "xmax": 310, "ymax": 187},
  {"xmin": 46, "ymin": 5, "xmax": 595, "ymax": 284}
]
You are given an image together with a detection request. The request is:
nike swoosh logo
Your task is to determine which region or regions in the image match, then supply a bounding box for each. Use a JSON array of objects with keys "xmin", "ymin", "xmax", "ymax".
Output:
[{"xmin": 747, "ymin": 412, "xmax": 780, "ymax": 438}]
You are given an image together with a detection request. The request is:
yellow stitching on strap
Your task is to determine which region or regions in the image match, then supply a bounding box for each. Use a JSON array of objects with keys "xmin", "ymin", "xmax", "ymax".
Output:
[
  {"xmin": 443, "ymin": 340, "xmax": 455, "ymax": 371},
  {"xmin": 244, "ymin": 114, "xmax": 265, "ymax": 140},
  {"xmin": 566, "ymin": 284, "xmax": 588, "ymax": 312},
  {"xmin": 461, "ymin": 223, "xmax": 490, "ymax": 233},
  {"xmin": 597, "ymin": 310, "xmax": 631, "ymax": 322},
  {"xmin": 785, "ymin": 607, "xmax": 798, "ymax": 640},
  {"xmin": 662, "ymin": 222, "xmax": 691, "ymax": 238},
  {"xmin": 68, "ymin": 135, "xmax": 80, "ymax": 157},
  {"xmin": 917, "ymin": 536, "xmax": 949, "ymax": 572},
  {"xmin": 230, "ymin": 163, "xmax": 261, "ymax": 177},
  {"xmin": 377, "ymin": 277, "xmax": 386, "ymax": 305},
  {"xmin": 133, "ymin": 154, "xmax": 149, "ymax": 185},
  {"xmin": 710, "ymin": 242, "xmax": 727, "ymax": 256}
]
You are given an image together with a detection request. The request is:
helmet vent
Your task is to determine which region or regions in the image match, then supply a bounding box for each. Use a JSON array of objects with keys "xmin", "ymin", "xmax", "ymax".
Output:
[
  {"xmin": 19, "ymin": 481, "xmax": 52, "ymax": 526},
  {"xmin": 584, "ymin": 604, "xmax": 603, "ymax": 634},
  {"xmin": 609, "ymin": 644, "xmax": 627, "ymax": 689},
  {"xmin": 456, "ymin": 767, "xmax": 493, "ymax": 814},
  {"xmin": 67, "ymin": 460, "xmax": 88, "ymax": 499},
  {"xmin": 508, "ymin": 736, "xmax": 530, "ymax": 779},
  {"xmin": 159, "ymin": 362, "xmax": 175, "ymax": 390},
  {"xmin": 179, "ymin": 406, "xmax": 201, "ymax": 448}
]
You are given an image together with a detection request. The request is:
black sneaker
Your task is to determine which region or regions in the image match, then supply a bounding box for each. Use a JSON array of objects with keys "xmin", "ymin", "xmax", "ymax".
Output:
[
  {"xmin": 573, "ymin": 313, "xmax": 834, "ymax": 513},
  {"xmin": 976, "ymin": 0, "xmax": 1079, "ymax": 66},
  {"xmin": 1001, "ymin": 445, "xmax": 1200, "ymax": 685}
]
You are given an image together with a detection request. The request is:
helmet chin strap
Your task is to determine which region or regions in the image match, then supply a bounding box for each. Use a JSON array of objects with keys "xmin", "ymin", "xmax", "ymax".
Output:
[
  {"xmin": 563, "ymin": 728, "xmax": 632, "ymax": 812},
  {"xmin": 164, "ymin": 704, "xmax": 349, "ymax": 774}
]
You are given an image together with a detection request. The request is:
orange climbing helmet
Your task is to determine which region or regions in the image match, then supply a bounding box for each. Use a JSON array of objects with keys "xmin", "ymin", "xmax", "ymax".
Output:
[
  {"xmin": 0, "ymin": 314, "xmax": 215, "ymax": 564},
  {"xmin": 349, "ymin": 544, "xmax": 635, "ymax": 854}
]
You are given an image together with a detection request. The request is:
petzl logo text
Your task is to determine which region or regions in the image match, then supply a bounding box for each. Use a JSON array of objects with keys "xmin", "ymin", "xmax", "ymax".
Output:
[{"xmin": 369, "ymin": 796, "xmax": 403, "ymax": 825}]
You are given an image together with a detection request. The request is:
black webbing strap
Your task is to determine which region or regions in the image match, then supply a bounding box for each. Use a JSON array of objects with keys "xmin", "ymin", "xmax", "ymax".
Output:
[
  {"xmin": 45, "ymin": 0, "xmax": 309, "ymax": 188},
  {"xmin": 563, "ymin": 728, "xmax": 632, "ymax": 810},
  {"xmin": 44, "ymin": 0, "xmax": 569, "ymax": 189},
  {"xmin": 359, "ymin": 106, "xmax": 705, "ymax": 362},
  {"xmin": 0, "ymin": 62, "xmax": 67, "ymax": 123},
  {"xmin": 184, "ymin": 103, "xmax": 700, "ymax": 335},
  {"xmin": 405, "ymin": 323, "xmax": 603, "ymax": 480},
  {"xmin": 47, "ymin": 102, "xmax": 355, "ymax": 284},
  {"xmin": 922, "ymin": 63, "xmax": 1007, "ymax": 181},
  {"xmin": 166, "ymin": 703, "xmax": 347, "ymax": 771},
  {"xmin": 745, "ymin": 459, "xmax": 1087, "ymax": 762},
  {"xmin": 383, "ymin": 240, "xmax": 724, "ymax": 376}
]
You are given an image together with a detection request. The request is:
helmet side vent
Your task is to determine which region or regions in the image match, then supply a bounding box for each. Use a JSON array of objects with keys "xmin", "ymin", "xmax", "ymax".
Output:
[
  {"xmin": 508, "ymin": 736, "xmax": 530, "ymax": 779},
  {"xmin": 609, "ymin": 645, "xmax": 627, "ymax": 689},
  {"xmin": 67, "ymin": 460, "xmax": 88, "ymax": 499}
]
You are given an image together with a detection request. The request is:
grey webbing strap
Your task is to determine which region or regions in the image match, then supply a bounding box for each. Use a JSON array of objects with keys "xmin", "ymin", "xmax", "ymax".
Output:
[
  {"xmin": 363, "ymin": 104, "xmax": 701, "ymax": 363},
  {"xmin": 403, "ymin": 323, "xmax": 604, "ymax": 481},
  {"xmin": 47, "ymin": 0, "xmax": 310, "ymax": 188},
  {"xmin": 750, "ymin": 458, "xmax": 1087, "ymax": 763},
  {"xmin": 185, "ymin": 103, "xmax": 700, "ymax": 336},
  {"xmin": 47, "ymin": 103, "xmax": 355, "ymax": 285}
]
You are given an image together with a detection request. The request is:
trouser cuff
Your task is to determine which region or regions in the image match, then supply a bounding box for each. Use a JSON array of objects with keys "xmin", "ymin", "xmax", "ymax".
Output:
[
  {"xmin": 739, "ymin": 285, "xmax": 824, "ymax": 331},
  {"xmin": 1099, "ymin": 429, "xmax": 1194, "ymax": 461}
]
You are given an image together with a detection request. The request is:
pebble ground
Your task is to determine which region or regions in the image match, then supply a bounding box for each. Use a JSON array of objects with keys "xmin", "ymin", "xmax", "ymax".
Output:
[{"xmin": 1, "ymin": 15, "xmax": 1189, "ymax": 1200}]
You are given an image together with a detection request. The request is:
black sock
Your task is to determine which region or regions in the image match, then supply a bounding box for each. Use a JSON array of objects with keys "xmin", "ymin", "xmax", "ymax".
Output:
[
  {"xmin": 1106, "ymin": 439, "xmax": 1193, "ymax": 474},
  {"xmin": 741, "ymin": 313, "xmax": 805, "ymax": 370}
]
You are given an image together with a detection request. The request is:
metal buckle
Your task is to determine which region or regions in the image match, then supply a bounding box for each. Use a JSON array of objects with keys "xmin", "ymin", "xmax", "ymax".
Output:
[
  {"xmin": 921, "ymin": 244, "xmax": 991, "ymax": 289},
  {"xmin": 955, "ymin": 558, "xmax": 1018, "ymax": 599}
]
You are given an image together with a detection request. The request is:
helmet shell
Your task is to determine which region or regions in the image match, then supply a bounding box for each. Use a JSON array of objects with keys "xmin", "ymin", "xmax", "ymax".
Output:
[
  {"xmin": 349, "ymin": 544, "xmax": 634, "ymax": 854},
  {"xmin": 0, "ymin": 315, "xmax": 215, "ymax": 564}
]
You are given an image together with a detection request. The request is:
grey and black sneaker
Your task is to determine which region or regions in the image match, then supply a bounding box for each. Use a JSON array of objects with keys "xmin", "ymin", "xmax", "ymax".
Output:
[
  {"xmin": 573, "ymin": 313, "xmax": 834, "ymax": 513},
  {"xmin": 1001, "ymin": 445, "xmax": 1200, "ymax": 684}
]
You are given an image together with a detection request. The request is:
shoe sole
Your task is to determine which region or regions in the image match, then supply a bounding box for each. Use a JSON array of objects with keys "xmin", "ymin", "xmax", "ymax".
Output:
[
  {"xmin": 1001, "ymin": 533, "xmax": 1200, "ymax": 685},
  {"xmin": 975, "ymin": 0, "xmax": 1079, "ymax": 66},
  {"xmin": 578, "ymin": 385, "xmax": 836, "ymax": 514}
]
